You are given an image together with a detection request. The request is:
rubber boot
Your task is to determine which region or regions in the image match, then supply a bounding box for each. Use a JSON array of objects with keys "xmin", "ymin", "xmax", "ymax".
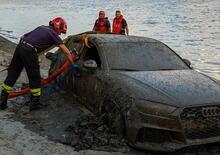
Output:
[
  {"xmin": 29, "ymin": 95, "xmax": 43, "ymax": 111},
  {"xmin": 0, "ymin": 90, "xmax": 9, "ymax": 110}
]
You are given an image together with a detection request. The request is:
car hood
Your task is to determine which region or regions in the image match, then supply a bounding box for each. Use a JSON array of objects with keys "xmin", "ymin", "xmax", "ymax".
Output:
[{"xmin": 118, "ymin": 70, "xmax": 220, "ymax": 107}]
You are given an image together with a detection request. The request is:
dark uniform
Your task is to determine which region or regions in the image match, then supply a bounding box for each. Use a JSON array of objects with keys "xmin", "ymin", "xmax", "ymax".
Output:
[
  {"xmin": 1, "ymin": 26, "xmax": 63, "ymax": 105},
  {"xmin": 120, "ymin": 19, "xmax": 127, "ymax": 34}
]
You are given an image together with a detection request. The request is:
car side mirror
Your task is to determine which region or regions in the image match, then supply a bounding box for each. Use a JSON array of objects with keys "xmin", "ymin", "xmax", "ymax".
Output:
[
  {"xmin": 83, "ymin": 60, "xmax": 98, "ymax": 70},
  {"xmin": 183, "ymin": 59, "xmax": 191, "ymax": 67}
]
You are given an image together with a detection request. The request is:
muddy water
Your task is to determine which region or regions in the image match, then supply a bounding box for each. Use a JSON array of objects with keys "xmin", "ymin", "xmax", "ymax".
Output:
[{"xmin": 0, "ymin": 0, "xmax": 220, "ymax": 79}]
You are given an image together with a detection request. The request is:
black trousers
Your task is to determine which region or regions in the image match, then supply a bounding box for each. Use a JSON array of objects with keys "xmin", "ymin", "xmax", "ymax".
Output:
[{"xmin": 4, "ymin": 43, "xmax": 41, "ymax": 90}]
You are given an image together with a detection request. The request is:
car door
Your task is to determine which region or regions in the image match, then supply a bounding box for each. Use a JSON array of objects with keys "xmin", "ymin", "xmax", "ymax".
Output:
[{"xmin": 73, "ymin": 47, "xmax": 105, "ymax": 112}]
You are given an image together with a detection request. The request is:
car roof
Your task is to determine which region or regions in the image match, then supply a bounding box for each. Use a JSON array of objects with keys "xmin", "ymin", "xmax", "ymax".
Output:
[
  {"xmin": 74, "ymin": 31, "xmax": 161, "ymax": 44},
  {"xmin": 87, "ymin": 33, "xmax": 159, "ymax": 44}
]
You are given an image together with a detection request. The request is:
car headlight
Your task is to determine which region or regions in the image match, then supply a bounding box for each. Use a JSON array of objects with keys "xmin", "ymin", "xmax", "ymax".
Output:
[{"xmin": 135, "ymin": 99, "xmax": 177, "ymax": 116}]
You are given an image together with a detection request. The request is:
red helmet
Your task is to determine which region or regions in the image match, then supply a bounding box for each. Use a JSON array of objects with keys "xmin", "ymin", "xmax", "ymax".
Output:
[
  {"xmin": 99, "ymin": 10, "xmax": 105, "ymax": 16},
  {"xmin": 49, "ymin": 17, "xmax": 67, "ymax": 34}
]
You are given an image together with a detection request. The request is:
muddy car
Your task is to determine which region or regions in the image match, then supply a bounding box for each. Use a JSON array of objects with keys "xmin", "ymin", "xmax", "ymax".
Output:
[{"xmin": 48, "ymin": 32, "xmax": 220, "ymax": 151}]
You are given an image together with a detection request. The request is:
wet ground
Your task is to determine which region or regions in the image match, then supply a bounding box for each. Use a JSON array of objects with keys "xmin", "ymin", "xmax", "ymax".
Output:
[
  {"xmin": 12, "ymin": 85, "xmax": 129, "ymax": 152},
  {"xmin": 0, "ymin": 112, "xmax": 129, "ymax": 155}
]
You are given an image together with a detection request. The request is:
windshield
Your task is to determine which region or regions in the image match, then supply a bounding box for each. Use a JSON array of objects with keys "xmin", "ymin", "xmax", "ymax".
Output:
[{"xmin": 100, "ymin": 42, "xmax": 189, "ymax": 71}]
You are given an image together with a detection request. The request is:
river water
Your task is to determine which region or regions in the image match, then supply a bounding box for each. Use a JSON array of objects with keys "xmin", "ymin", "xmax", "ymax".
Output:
[{"xmin": 0, "ymin": 0, "xmax": 220, "ymax": 79}]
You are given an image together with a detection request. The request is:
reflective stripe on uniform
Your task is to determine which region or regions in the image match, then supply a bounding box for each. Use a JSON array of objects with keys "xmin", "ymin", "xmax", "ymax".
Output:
[
  {"xmin": 30, "ymin": 88, "xmax": 41, "ymax": 96},
  {"xmin": 2, "ymin": 83, "xmax": 13, "ymax": 93}
]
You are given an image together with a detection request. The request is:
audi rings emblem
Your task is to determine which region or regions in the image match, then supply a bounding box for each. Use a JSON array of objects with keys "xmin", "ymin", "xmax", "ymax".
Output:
[{"xmin": 201, "ymin": 107, "xmax": 220, "ymax": 117}]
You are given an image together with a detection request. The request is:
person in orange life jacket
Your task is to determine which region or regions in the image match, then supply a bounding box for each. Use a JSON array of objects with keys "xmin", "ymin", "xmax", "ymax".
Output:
[
  {"xmin": 0, "ymin": 17, "xmax": 78, "ymax": 111},
  {"xmin": 112, "ymin": 10, "xmax": 129, "ymax": 35},
  {"xmin": 93, "ymin": 10, "xmax": 111, "ymax": 32}
]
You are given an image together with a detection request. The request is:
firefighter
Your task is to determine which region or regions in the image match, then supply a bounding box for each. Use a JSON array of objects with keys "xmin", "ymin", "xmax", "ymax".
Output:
[
  {"xmin": 112, "ymin": 10, "xmax": 129, "ymax": 35},
  {"xmin": 93, "ymin": 10, "xmax": 111, "ymax": 32},
  {"xmin": 0, "ymin": 17, "xmax": 77, "ymax": 111}
]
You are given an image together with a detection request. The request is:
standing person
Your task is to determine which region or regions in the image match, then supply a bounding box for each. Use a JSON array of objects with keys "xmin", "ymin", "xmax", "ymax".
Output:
[
  {"xmin": 112, "ymin": 10, "xmax": 129, "ymax": 35},
  {"xmin": 0, "ymin": 17, "xmax": 77, "ymax": 111},
  {"xmin": 93, "ymin": 10, "xmax": 111, "ymax": 33}
]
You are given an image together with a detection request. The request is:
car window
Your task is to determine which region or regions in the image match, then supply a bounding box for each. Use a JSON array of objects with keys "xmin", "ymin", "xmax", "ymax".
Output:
[
  {"xmin": 80, "ymin": 47, "xmax": 102, "ymax": 68},
  {"xmin": 99, "ymin": 42, "xmax": 189, "ymax": 71}
]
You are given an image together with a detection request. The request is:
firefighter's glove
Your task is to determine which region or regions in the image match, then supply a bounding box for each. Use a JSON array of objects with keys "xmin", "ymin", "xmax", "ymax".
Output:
[{"xmin": 70, "ymin": 63, "xmax": 79, "ymax": 71}]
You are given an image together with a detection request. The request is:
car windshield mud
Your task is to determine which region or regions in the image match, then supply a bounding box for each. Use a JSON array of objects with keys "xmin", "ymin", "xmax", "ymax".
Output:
[{"xmin": 101, "ymin": 42, "xmax": 190, "ymax": 71}]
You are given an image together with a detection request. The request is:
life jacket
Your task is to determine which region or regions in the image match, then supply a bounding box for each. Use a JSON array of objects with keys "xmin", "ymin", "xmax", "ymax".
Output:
[
  {"xmin": 94, "ymin": 17, "xmax": 109, "ymax": 32},
  {"xmin": 112, "ymin": 15, "xmax": 124, "ymax": 34}
]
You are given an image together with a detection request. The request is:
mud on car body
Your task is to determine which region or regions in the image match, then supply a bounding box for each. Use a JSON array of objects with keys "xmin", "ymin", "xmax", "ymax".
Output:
[{"xmin": 47, "ymin": 32, "xmax": 220, "ymax": 151}]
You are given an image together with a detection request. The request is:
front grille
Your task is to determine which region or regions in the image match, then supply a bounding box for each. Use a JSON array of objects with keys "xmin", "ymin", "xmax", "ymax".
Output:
[{"xmin": 180, "ymin": 105, "xmax": 220, "ymax": 140}]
